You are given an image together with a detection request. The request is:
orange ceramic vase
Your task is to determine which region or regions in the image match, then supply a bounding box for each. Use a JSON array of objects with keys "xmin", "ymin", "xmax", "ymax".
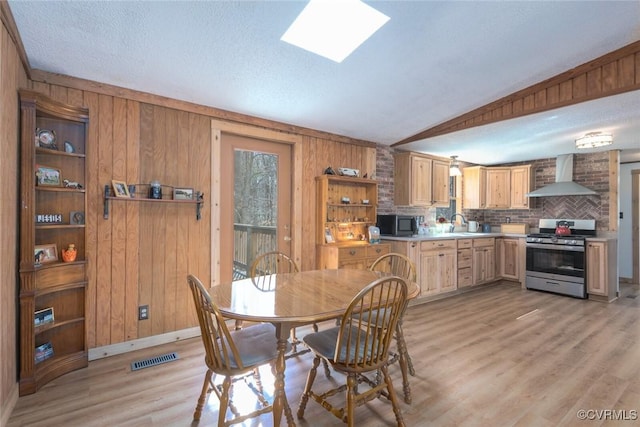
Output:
[{"xmin": 61, "ymin": 244, "xmax": 77, "ymax": 262}]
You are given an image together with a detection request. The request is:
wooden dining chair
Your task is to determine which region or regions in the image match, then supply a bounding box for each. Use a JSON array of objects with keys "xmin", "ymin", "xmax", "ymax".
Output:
[
  {"xmin": 297, "ymin": 276, "xmax": 408, "ymax": 427},
  {"xmin": 368, "ymin": 252, "xmax": 417, "ymax": 403},
  {"xmin": 246, "ymin": 251, "xmax": 318, "ymax": 355},
  {"xmin": 187, "ymin": 274, "xmax": 290, "ymax": 426}
]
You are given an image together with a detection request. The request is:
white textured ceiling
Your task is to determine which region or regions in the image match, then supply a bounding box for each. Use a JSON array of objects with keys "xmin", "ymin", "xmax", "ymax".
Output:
[{"xmin": 7, "ymin": 0, "xmax": 640, "ymax": 164}]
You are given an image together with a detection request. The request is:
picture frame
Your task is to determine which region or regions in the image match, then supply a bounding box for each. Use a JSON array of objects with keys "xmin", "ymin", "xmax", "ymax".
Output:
[
  {"xmin": 34, "ymin": 243, "xmax": 58, "ymax": 265},
  {"xmin": 35, "ymin": 165, "xmax": 62, "ymax": 187},
  {"xmin": 70, "ymin": 211, "xmax": 85, "ymax": 225},
  {"xmin": 173, "ymin": 187, "xmax": 194, "ymax": 200},
  {"xmin": 324, "ymin": 227, "xmax": 334, "ymax": 244},
  {"xmin": 34, "ymin": 307, "xmax": 55, "ymax": 326},
  {"xmin": 112, "ymin": 180, "xmax": 130, "ymax": 198}
]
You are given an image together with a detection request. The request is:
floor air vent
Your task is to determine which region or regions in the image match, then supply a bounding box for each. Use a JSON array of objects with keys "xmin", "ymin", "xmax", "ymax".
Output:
[{"xmin": 131, "ymin": 352, "xmax": 179, "ymax": 371}]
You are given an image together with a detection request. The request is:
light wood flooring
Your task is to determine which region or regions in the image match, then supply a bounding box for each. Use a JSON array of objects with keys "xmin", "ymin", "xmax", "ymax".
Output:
[{"xmin": 8, "ymin": 281, "xmax": 640, "ymax": 427}]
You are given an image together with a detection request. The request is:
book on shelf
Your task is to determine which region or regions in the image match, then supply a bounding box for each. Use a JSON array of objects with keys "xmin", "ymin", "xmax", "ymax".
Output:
[{"xmin": 35, "ymin": 342, "xmax": 54, "ymax": 363}]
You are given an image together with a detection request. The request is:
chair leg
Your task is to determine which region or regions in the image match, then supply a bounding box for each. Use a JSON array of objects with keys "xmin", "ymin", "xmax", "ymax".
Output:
[
  {"xmin": 217, "ymin": 376, "xmax": 233, "ymax": 427},
  {"xmin": 297, "ymin": 356, "xmax": 321, "ymax": 419},
  {"xmin": 381, "ymin": 365, "xmax": 406, "ymax": 427},
  {"xmin": 290, "ymin": 328, "xmax": 298, "ymax": 353},
  {"xmin": 193, "ymin": 369, "xmax": 213, "ymax": 421},
  {"xmin": 346, "ymin": 373, "xmax": 357, "ymax": 427},
  {"xmin": 234, "ymin": 319, "xmax": 243, "ymax": 331},
  {"xmin": 395, "ymin": 324, "xmax": 412, "ymax": 404},
  {"xmin": 322, "ymin": 359, "xmax": 332, "ymax": 378}
]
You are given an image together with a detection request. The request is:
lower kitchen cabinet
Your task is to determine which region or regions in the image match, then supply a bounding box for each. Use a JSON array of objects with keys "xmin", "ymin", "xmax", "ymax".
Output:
[
  {"xmin": 457, "ymin": 239, "xmax": 473, "ymax": 288},
  {"xmin": 586, "ymin": 240, "xmax": 618, "ymax": 302},
  {"xmin": 316, "ymin": 243, "xmax": 390, "ymax": 269},
  {"xmin": 498, "ymin": 237, "xmax": 525, "ymax": 283},
  {"xmin": 420, "ymin": 240, "xmax": 457, "ymax": 296},
  {"xmin": 473, "ymin": 238, "xmax": 495, "ymax": 285}
]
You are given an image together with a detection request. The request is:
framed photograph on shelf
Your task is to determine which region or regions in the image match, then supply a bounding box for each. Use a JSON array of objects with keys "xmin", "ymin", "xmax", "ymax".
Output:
[
  {"xmin": 324, "ymin": 227, "xmax": 334, "ymax": 244},
  {"xmin": 70, "ymin": 211, "xmax": 85, "ymax": 225},
  {"xmin": 35, "ymin": 342, "xmax": 54, "ymax": 363},
  {"xmin": 35, "ymin": 165, "xmax": 62, "ymax": 187},
  {"xmin": 173, "ymin": 187, "xmax": 194, "ymax": 200},
  {"xmin": 34, "ymin": 243, "xmax": 58, "ymax": 265},
  {"xmin": 111, "ymin": 180, "xmax": 130, "ymax": 198},
  {"xmin": 34, "ymin": 307, "xmax": 55, "ymax": 326}
]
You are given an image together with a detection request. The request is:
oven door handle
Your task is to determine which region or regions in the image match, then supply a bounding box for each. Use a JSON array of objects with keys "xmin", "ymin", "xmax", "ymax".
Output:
[{"xmin": 526, "ymin": 243, "xmax": 585, "ymax": 252}]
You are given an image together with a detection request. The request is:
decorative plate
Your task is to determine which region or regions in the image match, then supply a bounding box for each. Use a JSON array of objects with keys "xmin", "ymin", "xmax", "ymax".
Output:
[{"xmin": 36, "ymin": 129, "xmax": 57, "ymax": 149}]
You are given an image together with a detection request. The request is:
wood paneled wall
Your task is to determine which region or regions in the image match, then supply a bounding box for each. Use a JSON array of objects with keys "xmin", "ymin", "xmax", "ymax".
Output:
[
  {"xmin": 0, "ymin": 7, "xmax": 29, "ymax": 424},
  {"xmin": 19, "ymin": 77, "xmax": 374, "ymax": 351}
]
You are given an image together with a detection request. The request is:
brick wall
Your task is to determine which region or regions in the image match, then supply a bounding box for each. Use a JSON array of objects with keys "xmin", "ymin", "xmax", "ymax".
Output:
[{"xmin": 376, "ymin": 145, "xmax": 610, "ymax": 231}]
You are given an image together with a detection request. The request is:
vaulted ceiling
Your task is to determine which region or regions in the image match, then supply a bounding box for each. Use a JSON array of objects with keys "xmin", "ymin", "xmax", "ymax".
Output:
[{"xmin": 7, "ymin": 1, "xmax": 640, "ymax": 164}]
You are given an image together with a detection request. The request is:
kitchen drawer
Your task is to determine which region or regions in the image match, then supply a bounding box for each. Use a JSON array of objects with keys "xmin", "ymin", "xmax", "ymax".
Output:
[
  {"xmin": 367, "ymin": 244, "xmax": 389, "ymax": 259},
  {"xmin": 421, "ymin": 240, "xmax": 457, "ymax": 251},
  {"xmin": 458, "ymin": 267, "xmax": 472, "ymax": 287},
  {"xmin": 457, "ymin": 239, "xmax": 473, "ymax": 249},
  {"xmin": 458, "ymin": 249, "xmax": 472, "ymax": 268},
  {"xmin": 338, "ymin": 246, "xmax": 367, "ymax": 259},
  {"xmin": 473, "ymin": 238, "xmax": 495, "ymax": 248}
]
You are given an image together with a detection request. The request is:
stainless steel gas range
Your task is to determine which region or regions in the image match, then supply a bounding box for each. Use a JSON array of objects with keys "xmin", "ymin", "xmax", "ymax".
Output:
[{"xmin": 525, "ymin": 219, "xmax": 596, "ymax": 299}]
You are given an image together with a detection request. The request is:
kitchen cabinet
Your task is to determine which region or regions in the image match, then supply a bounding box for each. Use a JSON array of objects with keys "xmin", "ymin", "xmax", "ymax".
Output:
[
  {"xmin": 472, "ymin": 238, "xmax": 495, "ymax": 285},
  {"xmin": 394, "ymin": 152, "xmax": 449, "ymax": 207},
  {"xmin": 509, "ymin": 165, "xmax": 532, "ymax": 209},
  {"xmin": 420, "ymin": 240, "xmax": 456, "ymax": 296},
  {"xmin": 586, "ymin": 240, "xmax": 618, "ymax": 302},
  {"xmin": 498, "ymin": 237, "xmax": 524, "ymax": 282},
  {"xmin": 463, "ymin": 165, "xmax": 532, "ymax": 210},
  {"xmin": 18, "ymin": 90, "xmax": 89, "ymax": 395},
  {"xmin": 457, "ymin": 239, "xmax": 473, "ymax": 288},
  {"xmin": 462, "ymin": 166, "xmax": 486, "ymax": 209},
  {"xmin": 485, "ymin": 168, "xmax": 511, "ymax": 209},
  {"xmin": 316, "ymin": 243, "xmax": 390, "ymax": 269}
]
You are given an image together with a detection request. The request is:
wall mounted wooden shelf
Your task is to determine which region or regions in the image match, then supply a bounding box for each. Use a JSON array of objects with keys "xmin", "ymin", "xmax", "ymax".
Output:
[{"xmin": 102, "ymin": 185, "xmax": 204, "ymax": 220}]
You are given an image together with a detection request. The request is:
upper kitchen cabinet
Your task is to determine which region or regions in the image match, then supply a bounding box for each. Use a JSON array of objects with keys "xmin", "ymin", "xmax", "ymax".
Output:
[
  {"xmin": 462, "ymin": 166, "xmax": 486, "ymax": 209},
  {"xmin": 463, "ymin": 164, "xmax": 532, "ymax": 210},
  {"xmin": 485, "ymin": 167, "xmax": 510, "ymax": 209},
  {"xmin": 509, "ymin": 165, "xmax": 532, "ymax": 209},
  {"xmin": 394, "ymin": 152, "xmax": 449, "ymax": 207}
]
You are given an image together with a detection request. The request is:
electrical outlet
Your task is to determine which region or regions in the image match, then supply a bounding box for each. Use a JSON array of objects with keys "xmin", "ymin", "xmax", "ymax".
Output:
[{"xmin": 138, "ymin": 305, "xmax": 149, "ymax": 320}]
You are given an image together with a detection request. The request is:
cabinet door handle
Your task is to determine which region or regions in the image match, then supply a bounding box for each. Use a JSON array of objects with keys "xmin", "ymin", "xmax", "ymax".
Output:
[
  {"xmin": 349, "ymin": 250, "xmax": 356, "ymax": 255},
  {"xmin": 375, "ymin": 248, "xmax": 382, "ymax": 253}
]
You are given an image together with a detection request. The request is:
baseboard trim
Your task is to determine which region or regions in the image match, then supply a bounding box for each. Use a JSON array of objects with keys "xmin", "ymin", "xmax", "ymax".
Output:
[{"xmin": 88, "ymin": 327, "xmax": 201, "ymax": 361}]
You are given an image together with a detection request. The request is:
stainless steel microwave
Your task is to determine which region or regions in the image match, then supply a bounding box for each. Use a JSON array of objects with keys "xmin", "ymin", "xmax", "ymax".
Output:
[{"xmin": 376, "ymin": 215, "xmax": 417, "ymax": 237}]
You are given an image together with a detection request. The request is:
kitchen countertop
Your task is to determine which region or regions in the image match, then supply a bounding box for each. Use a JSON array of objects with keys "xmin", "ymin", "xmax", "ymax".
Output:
[{"xmin": 380, "ymin": 232, "xmax": 510, "ymax": 241}]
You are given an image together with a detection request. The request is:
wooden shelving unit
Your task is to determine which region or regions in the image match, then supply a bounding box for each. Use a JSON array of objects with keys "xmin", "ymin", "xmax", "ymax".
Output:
[{"xmin": 18, "ymin": 90, "xmax": 89, "ymax": 395}]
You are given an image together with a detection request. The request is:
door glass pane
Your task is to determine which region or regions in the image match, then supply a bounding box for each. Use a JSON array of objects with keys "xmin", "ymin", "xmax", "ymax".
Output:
[{"xmin": 232, "ymin": 150, "xmax": 278, "ymax": 279}]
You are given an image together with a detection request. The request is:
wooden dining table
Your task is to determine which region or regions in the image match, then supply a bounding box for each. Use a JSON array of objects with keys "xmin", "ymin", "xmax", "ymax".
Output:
[{"xmin": 209, "ymin": 268, "xmax": 419, "ymax": 426}]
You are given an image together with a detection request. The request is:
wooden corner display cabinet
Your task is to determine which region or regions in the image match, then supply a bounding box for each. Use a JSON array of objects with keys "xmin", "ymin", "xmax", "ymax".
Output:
[
  {"xmin": 315, "ymin": 175, "xmax": 390, "ymax": 269},
  {"xmin": 18, "ymin": 90, "xmax": 89, "ymax": 395}
]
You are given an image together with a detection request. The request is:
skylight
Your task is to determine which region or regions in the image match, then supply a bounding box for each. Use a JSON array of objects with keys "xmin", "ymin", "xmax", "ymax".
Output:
[{"xmin": 281, "ymin": 0, "xmax": 390, "ymax": 63}]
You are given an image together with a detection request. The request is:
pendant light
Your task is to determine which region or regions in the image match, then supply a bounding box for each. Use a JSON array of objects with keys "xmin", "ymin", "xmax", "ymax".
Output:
[{"xmin": 449, "ymin": 156, "xmax": 462, "ymax": 176}]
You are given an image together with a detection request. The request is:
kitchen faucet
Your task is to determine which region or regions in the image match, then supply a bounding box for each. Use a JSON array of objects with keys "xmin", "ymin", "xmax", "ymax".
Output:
[{"xmin": 449, "ymin": 214, "xmax": 467, "ymax": 233}]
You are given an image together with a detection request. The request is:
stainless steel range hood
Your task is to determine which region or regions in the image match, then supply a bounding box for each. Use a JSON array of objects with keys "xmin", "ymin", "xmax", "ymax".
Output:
[{"xmin": 526, "ymin": 154, "xmax": 597, "ymax": 197}]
